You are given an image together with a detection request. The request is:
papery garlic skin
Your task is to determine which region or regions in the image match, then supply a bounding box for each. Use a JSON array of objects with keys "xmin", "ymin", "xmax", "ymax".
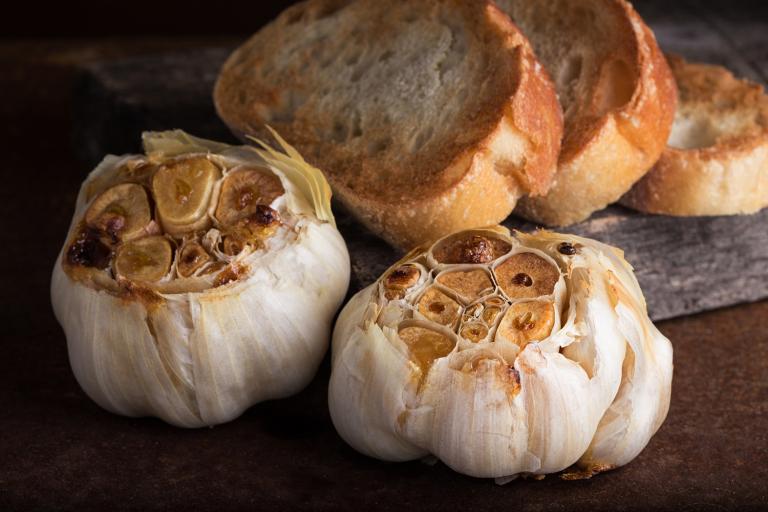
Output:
[
  {"xmin": 329, "ymin": 228, "xmax": 672, "ymax": 479},
  {"xmin": 52, "ymin": 131, "xmax": 350, "ymax": 427}
]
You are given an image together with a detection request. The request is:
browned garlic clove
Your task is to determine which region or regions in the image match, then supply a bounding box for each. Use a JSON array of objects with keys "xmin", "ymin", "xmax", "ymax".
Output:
[
  {"xmin": 177, "ymin": 240, "xmax": 211, "ymax": 278},
  {"xmin": 214, "ymin": 168, "xmax": 285, "ymax": 226},
  {"xmin": 85, "ymin": 183, "xmax": 151, "ymax": 242},
  {"xmin": 114, "ymin": 236, "xmax": 173, "ymax": 282},
  {"xmin": 432, "ymin": 232, "xmax": 511, "ymax": 264},
  {"xmin": 436, "ymin": 269, "xmax": 494, "ymax": 303},
  {"xmin": 496, "ymin": 301, "xmax": 555, "ymax": 349},
  {"xmin": 416, "ymin": 287, "xmax": 462, "ymax": 328},
  {"xmin": 151, "ymin": 157, "xmax": 219, "ymax": 236},
  {"xmin": 221, "ymin": 234, "xmax": 246, "ymax": 256},
  {"xmin": 231, "ymin": 205, "xmax": 281, "ymax": 244},
  {"xmin": 494, "ymin": 252, "xmax": 560, "ymax": 299},
  {"xmin": 382, "ymin": 264, "xmax": 420, "ymax": 300},
  {"xmin": 66, "ymin": 227, "xmax": 113, "ymax": 269}
]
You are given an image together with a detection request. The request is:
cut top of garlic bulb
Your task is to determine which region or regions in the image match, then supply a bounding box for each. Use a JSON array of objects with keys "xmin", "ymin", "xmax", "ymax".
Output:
[
  {"xmin": 329, "ymin": 227, "xmax": 672, "ymax": 480},
  {"xmin": 61, "ymin": 129, "xmax": 334, "ymax": 295},
  {"xmin": 53, "ymin": 130, "xmax": 350, "ymax": 428}
]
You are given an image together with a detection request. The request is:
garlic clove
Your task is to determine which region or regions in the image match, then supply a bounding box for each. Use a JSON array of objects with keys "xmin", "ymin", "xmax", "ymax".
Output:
[
  {"xmin": 398, "ymin": 323, "xmax": 456, "ymax": 380},
  {"xmin": 214, "ymin": 167, "xmax": 284, "ymax": 226},
  {"xmin": 431, "ymin": 231, "xmax": 512, "ymax": 265},
  {"xmin": 151, "ymin": 156, "xmax": 219, "ymax": 236},
  {"xmin": 230, "ymin": 204, "xmax": 281, "ymax": 245},
  {"xmin": 574, "ymin": 270, "xmax": 673, "ymax": 476},
  {"xmin": 459, "ymin": 322, "xmax": 489, "ymax": 343},
  {"xmin": 435, "ymin": 268, "xmax": 494, "ymax": 303},
  {"xmin": 329, "ymin": 286, "xmax": 427, "ymax": 461},
  {"xmin": 85, "ymin": 183, "xmax": 151, "ymax": 241},
  {"xmin": 416, "ymin": 287, "xmax": 461, "ymax": 328},
  {"xmin": 382, "ymin": 264, "xmax": 421, "ymax": 300},
  {"xmin": 177, "ymin": 240, "xmax": 211, "ymax": 278},
  {"xmin": 481, "ymin": 301, "xmax": 505, "ymax": 324},
  {"xmin": 496, "ymin": 301, "xmax": 555, "ymax": 349},
  {"xmin": 114, "ymin": 236, "xmax": 173, "ymax": 282},
  {"xmin": 494, "ymin": 252, "xmax": 560, "ymax": 299},
  {"xmin": 66, "ymin": 227, "xmax": 113, "ymax": 269},
  {"xmin": 221, "ymin": 234, "xmax": 246, "ymax": 256}
]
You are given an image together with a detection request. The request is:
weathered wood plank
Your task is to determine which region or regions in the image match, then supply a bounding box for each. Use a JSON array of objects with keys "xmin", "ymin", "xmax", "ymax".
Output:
[{"xmin": 71, "ymin": 16, "xmax": 768, "ymax": 321}]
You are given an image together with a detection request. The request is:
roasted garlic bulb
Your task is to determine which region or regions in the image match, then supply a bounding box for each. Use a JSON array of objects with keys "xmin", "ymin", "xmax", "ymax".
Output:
[
  {"xmin": 329, "ymin": 227, "xmax": 672, "ymax": 480},
  {"xmin": 52, "ymin": 130, "xmax": 350, "ymax": 427}
]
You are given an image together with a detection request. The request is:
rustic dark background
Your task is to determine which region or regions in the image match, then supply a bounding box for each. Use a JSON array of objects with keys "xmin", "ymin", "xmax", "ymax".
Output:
[
  {"xmin": 2, "ymin": 0, "xmax": 766, "ymax": 36},
  {"xmin": 1, "ymin": 1, "xmax": 767, "ymax": 511}
]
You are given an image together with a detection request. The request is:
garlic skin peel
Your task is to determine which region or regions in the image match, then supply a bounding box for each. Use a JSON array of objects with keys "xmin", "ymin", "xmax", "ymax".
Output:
[
  {"xmin": 52, "ymin": 130, "xmax": 350, "ymax": 427},
  {"xmin": 329, "ymin": 227, "xmax": 672, "ymax": 479}
]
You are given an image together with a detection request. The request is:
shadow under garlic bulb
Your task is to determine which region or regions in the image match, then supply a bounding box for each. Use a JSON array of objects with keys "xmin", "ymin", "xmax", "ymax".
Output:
[
  {"xmin": 329, "ymin": 227, "xmax": 672, "ymax": 481},
  {"xmin": 52, "ymin": 130, "xmax": 350, "ymax": 427}
]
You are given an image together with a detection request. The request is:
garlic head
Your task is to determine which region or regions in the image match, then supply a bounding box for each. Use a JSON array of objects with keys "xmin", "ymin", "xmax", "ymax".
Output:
[
  {"xmin": 329, "ymin": 227, "xmax": 672, "ymax": 479},
  {"xmin": 52, "ymin": 130, "xmax": 350, "ymax": 427}
]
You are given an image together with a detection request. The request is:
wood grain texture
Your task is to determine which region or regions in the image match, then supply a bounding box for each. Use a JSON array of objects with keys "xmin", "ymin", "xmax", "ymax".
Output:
[{"xmin": 71, "ymin": 4, "xmax": 768, "ymax": 321}]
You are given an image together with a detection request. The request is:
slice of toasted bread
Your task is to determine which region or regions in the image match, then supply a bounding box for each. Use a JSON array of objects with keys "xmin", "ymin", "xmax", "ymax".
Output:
[
  {"xmin": 622, "ymin": 55, "xmax": 768, "ymax": 216},
  {"xmin": 214, "ymin": 0, "xmax": 562, "ymax": 249},
  {"xmin": 496, "ymin": 0, "xmax": 677, "ymax": 226}
]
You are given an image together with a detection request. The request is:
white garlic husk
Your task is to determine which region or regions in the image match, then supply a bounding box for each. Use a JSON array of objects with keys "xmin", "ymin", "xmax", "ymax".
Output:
[
  {"xmin": 329, "ymin": 227, "xmax": 672, "ymax": 480},
  {"xmin": 52, "ymin": 129, "xmax": 350, "ymax": 427}
]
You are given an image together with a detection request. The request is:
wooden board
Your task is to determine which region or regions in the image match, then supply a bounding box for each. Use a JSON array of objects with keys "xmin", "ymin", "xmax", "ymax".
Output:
[{"xmin": 71, "ymin": 8, "xmax": 768, "ymax": 322}]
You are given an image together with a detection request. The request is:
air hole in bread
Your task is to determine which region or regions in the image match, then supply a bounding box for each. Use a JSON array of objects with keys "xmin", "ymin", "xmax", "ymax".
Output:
[
  {"xmin": 667, "ymin": 113, "xmax": 720, "ymax": 149},
  {"xmin": 558, "ymin": 55, "xmax": 582, "ymax": 91},
  {"xmin": 593, "ymin": 59, "xmax": 635, "ymax": 115}
]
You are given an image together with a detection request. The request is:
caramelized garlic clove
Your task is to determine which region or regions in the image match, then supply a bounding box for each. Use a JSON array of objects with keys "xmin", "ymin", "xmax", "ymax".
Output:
[
  {"xmin": 231, "ymin": 204, "xmax": 281, "ymax": 244},
  {"xmin": 459, "ymin": 322, "xmax": 489, "ymax": 343},
  {"xmin": 177, "ymin": 240, "xmax": 211, "ymax": 278},
  {"xmin": 85, "ymin": 183, "xmax": 151, "ymax": 241},
  {"xmin": 114, "ymin": 236, "xmax": 173, "ymax": 282},
  {"xmin": 152, "ymin": 157, "xmax": 219, "ymax": 236},
  {"xmin": 496, "ymin": 301, "xmax": 555, "ymax": 349},
  {"xmin": 431, "ymin": 232, "xmax": 511, "ymax": 264},
  {"xmin": 214, "ymin": 168, "xmax": 284, "ymax": 226},
  {"xmin": 382, "ymin": 264, "xmax": 421, "ymax": 300},
  {"xmin": 436, "ymin": 268, "xmax": 494, "ymax": 303},
  {"xmin": 66, "ymin": 227, "xmax": 113, "ymax": 269},
  {"xmin": 416, "ymin": 287, "xmax": 461, "ymax": 328},
  {"xmin": 494, "ymin": 252, "xmax": 560, "ymax": 299}
]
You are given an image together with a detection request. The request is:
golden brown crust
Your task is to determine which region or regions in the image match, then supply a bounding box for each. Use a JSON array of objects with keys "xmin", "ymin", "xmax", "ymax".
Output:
[
  {"xmin": 621, "ymin": 55, "xmax": 768, "ymax": 216},
  {"xmin": 214, "ymin": 0, "xmax": 562, "ymax": 249},
  {"xmin": 507, "ymin": 0, "xmax": 677, "ymax": 226}
]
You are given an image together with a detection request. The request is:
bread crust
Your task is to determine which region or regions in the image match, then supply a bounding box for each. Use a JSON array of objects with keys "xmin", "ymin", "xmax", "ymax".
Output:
[
  {"xmin": 214, "ymin": 0, "xmax": 562, "ymax": 249},
  {"xmin": 621, "ymin": 56, "xmax": 768, "ymax": 216},
  {"xmin": 504, "ymin": 0, "xmax": 677, "ymax": 226}
]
